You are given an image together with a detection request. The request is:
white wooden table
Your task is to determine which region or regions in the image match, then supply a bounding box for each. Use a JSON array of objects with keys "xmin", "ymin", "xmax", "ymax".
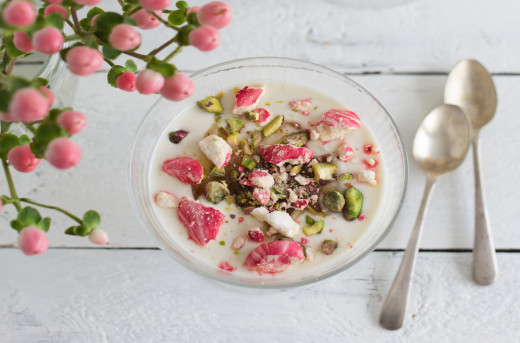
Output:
[{"xmin": 2, "ymin": 0, "xmax": 520, "ymax": 341}]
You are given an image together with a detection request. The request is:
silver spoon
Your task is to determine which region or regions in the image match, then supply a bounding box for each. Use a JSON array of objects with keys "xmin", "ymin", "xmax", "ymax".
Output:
[
  {"xmin": 379, "ymin": 104, "xmax": 470, "ymax": 330},
  {"xmin": 444, "ymin": 59, "xmax": 498, "ymax": 286}
]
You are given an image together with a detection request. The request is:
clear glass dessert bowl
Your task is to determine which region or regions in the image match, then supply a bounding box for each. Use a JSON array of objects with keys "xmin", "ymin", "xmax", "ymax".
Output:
[{"xmin": 129, "ymin": 57, "xmax": 408, "ymax": 288}]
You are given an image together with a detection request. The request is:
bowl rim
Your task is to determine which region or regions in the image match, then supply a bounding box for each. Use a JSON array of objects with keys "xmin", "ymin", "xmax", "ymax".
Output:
[{"xmin": 128, "ymin": 56, "xmax": 409, "ymax": 289}]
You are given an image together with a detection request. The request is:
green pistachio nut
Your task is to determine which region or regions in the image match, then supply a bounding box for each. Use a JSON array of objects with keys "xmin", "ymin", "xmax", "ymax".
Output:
[
  {"xmin": 323, "ymin": 191, "xmax": 345, "ymax": 212},
  {"xmin": 205, "ymin": 181, "xmax": 230, "ymax": 204},
  {"xmin": 226, "ymin": 132, "xmax": 240, "ymax": 146},
  {"xmin": 302, "ymin": 219, "xmax": 325, "ymax": 236},
  {"xmin": 312, "ymin": 163, "xmax": 337, "ymax": 183},
  {"xmin": 343, "ymin": 187, "xmax": 363, "ymax": 221},
  {"xmin": 249, "ymin": 130, "xmax": 263, "ymax": 150},
  {"xmin": 278, "ymin": 132, "xmax": 309, "ymax": 147},
  {"xmin": 209, "ymin": 166, "xmax": 225, "ymax": 178},
  {"xmin": 322, "ymin": 240, "xmax": 338, "ymax": 255},
  {"xmin": 197, "ymin": 96, "xmax": 223, "ymax": 114},
  {"xmin": 262, "ymin": 115, "xmax": 284, "ymax": 137},
  {"xmin": 245, "ymin": 110, "xmax": 259, "ymax": 121},
  {"xmin": 226, "ymin": 117, "xmax": 245, "ymax": 133}
]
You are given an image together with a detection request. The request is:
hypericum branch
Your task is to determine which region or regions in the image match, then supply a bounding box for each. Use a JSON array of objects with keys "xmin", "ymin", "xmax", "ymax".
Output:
[
  {"xmin": 149, "ymin": 36, "xmax": 178, "ymax": 56},
  {"xmin": 70, "ymin": 8, "xmax": 86, "ymax": 37},
  {"xmin": 149, "ymin": 11, "xmax": 179, "ymax": 31},
  {"xmin": 164, "ymin": 45, "xmax": 182, "ymax": 62},
  {"xmin": 20, "ymin": 198, "xmax": 82, "ymax": 224},
  {"xmin": 2, "ymin": 160, "xmax": 21, "ymax": 211}
]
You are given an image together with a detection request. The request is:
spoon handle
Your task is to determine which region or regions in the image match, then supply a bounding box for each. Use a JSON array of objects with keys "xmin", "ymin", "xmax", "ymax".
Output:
[
  {"xmin": 472, "ymin": 134, "xmax": 498, "ymax": 285},
  {"xmin": 379, "ymin": 176, "xmax": 436, "ymax": 330}
]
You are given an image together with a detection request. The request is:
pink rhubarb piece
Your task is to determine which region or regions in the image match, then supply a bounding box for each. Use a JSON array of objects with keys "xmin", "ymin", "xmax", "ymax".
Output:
[
  {"xmin": 177, "ymin": 197, "xmax": 225, "ymax": 246},
  {"xmin": 233, "ymin": 85, "xmax": 265, "ymax": 115},
  {"xmin": 163, "ymin": 157, "xmax": 203, "ymax": 184},
  {"xmin": 259, "ymin": 144, "xmax": 313, "ymax": 166},
  {"xmin": 311, "ymin": 109, "xmax": 361, "ymax": 141},
  {"xmin": 336, "ymin": 142, "xmax": 354, "ymax": 162},
  {"xmin": 288, "ymin": 97, "xmax": 312, "ymax": 116},
  {"xmin": 250, "ymin": 107, "xmax": 271, "ymax": 124},
  {"xmin": 245, "ymin": 241, "xmax": 305, "ymax": 274}
]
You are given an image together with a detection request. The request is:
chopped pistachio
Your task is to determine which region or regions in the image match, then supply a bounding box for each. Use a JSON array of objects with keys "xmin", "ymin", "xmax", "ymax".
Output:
[
  {"xmin": 245, "ymin": 110, "xmax": 259, "ymax": 121},
  {"xmin": 226, "ymin": 132, "xmax": 240, "ymax": 146},
  {"xmin": 312, "ymin": 163, "xmax": 337, "ymax": 183},
  {"xmin": 339, "ymin": 173, "xmax": 354, "ymax": 181},
  {"xmin": 230, "ymin": 170, "xmax": 238, "ymax": 182},
  {"xmin": 249, "ymin": 130, "xmax": 263, "ymax": 150},
  {"xmin": 239, "ymin": 140, "xmax": 252, "ymax": 155},
  {"xmin": 278, "ymin": 132, "xmax": 309, "ymax": 147},
  {"xmin": 303, "ymin": 219, "xmax": 325, "ymax": 236},
  {"xmin": 241, "ymin": 157, "xmax": 256, "ymax": 170},
  {"xmin": 344, "ymin": 187, "xmax": 363, "ymax": 221},
  {"xmin": 323, "ymin": 191, "xmax": 345, "ymax": 212},
  {"xmin": 226, "ymin": 117, "xmax": 245, "ymax": 133},
  {"xmin": 305, "ymin": 215, "xmax": 315, "ymax": 225},
  {"xmin": 209, "ymin": 166, "xmax": 225, "ymax": 178},
  {"xmin": 197, "ymin": 96, "xmax": 223, "ymax": 114},
  {"xmin": 205, "ymin": 181, "xmax": 230, "ymax": 204},
  {"xmin": 322, "ymin": 240, "xmax": 338, "ymax": 255},
  {"xmin": 290, "ymin": 165, "xmax": 302, "ymax": 175},
  {"xmin": 262, "ymin": 115, "xmax": 284, "ymax": 137}
]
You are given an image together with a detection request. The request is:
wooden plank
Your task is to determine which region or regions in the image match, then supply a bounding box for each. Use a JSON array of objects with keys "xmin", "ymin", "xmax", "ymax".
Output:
[
  {"xmin": 0, "ymin": 249, "xmax": 518, "ymax": 342},
  {"xmin": 78, "ymin": 0, "xmax": 520, "ymax": 73},
  {"xmin": 0, "ymin": 73, "xmax": 518, "ymax": 249}
]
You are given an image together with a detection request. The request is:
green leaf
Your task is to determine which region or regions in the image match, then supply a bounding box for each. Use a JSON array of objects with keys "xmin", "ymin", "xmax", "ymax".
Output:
[
  {"xmin": 30, "ymin": 121, "xmax": 69, "ymax": 157},
  {"xmin": 0, "ymin": 90, "xmax": 12, "ymax": 112},
  {"xmin": 10, "ymin": 77, "xmax": 31, "ymax": 92},
  {"xmin": 65, "ymin": 226, "xmax": 78, "ymax": 235},
  {"xmin": 146, "ymin": 58, "xmax": 176, "ymax": 77},
  {"xmin": 10, "ymin": 220, "xmax": 24, "ymax": 232},
  {"xmin": 48, "ymin": 108, "xmax": 63, "ymax": 121},
  {"xmin": 177, "ymin": 24, "xmax": 195, "ymax": 46},
  {"xmin": 125, "ymin": 59, "xmax": 137, "ymax": 73},
  {"xmin": 19, "ymin": 135, "xmax": 31, "ymax": 145},
  {"xmin": 76, "ymin": 225, "xmax": 90, "ymax": 236},
  {"xmin": 168, "ymin": 10, "xmax": 186, "ymax": 25},
  {"xmin": 4, "ymin": 37, "xmax": 26, "ymax": 58},
  {"xmin": 1, "ymin": 121, "xmax": 11, "ymax": 132},
  {"xmin": 37, "ymin": 217, "xmax": 51, "ymax": 232},
  {"xmin": 93, "ymin": 12, "xmax": 124, "ymax": 42},
  {"xmin": 187, "ymin": 12, "xmax": 199, "ymax": 26},
  {"xmin": 102, "ymin": 44, "xmax": 121, "ymax": 59},
  {"xmin": 30, "ymin": 77, "xmax": 49, "ymax": 88},
  {"xmin": 87, "ymin": 7, "xmax": 104, "ymax": 20},
  {"xmin": 176, "ymin": 1, "xmax": 189, "ymax": 10},
  {"xmin": 122, "ymin": 17, "xmax": 137, "ymax": 26},
  {"xmin": 83, "ymin": 210, "xmax": 101, "ymax": 229},
  {"xmin": 46, "ymin": 12, "xmax": 64, "ymax": 29},
  {"xmin": 107, "ymin": 65, "xmax": 126, "ymax": 88},
  {"xmin": 0, "ymin": 133, "xmax": 20, "ymax": 159},
  {"xmin": 17, "ymin": 207, "xmax": 42, "ymax": 228},
  {"xmin": 79, "ymin": 18, "xmax": 91, "ymax": 32}
]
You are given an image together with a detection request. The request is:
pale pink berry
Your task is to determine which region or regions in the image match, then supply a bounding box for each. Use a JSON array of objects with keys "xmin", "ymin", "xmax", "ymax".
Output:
[
  {"xmin": 160, "ymin": 72, "xmax": 195, "ymax": 101},
  {"xmin": 189, "ymin": 25, "xmax": 219, "ymax": 51},
  {"xmin": 39, "ymin": 86, "xmax": 54, "ymax": 107},
  {"xmin": 72, "ymin": 0, "xmax": 102, "ymax": 5},
  {"xmin": 116, "ymin": 72, "xmax": 137, "ymax": 92},
  {"xmin": 139, "ymin": 0, "xmax": 172, "ymax": 11},
  {"xmin": 7, "ymin": 145, "xmax": 41, "ymax": 173},
  {"xmin": 197, "ymin": 1, "xmax": 231, "ymax": 29},
  {"xmin": 18, "ymin": 226, "xmax": 49, "ymax": 256},
  {"xmin": 2, "ymin": 1, "xmax": 37, "ymax": 27},
  {"xmin": 89, "ymin": 228, "xmax": 109, "ymax": 245},
  {"xmin": 57, "ymin": 110, "xmax": 87, "ymax": 134},
  {"xmin": 45, "ymin": 137, "xmax": 82, "ymax": 170},
  {"xmin": 131, "ymin": 9, "xmax": 161, "ymax": 30},
  {"xmin": 32, "ymin": 26, "xmax": 64, "ymax": 55},
  {"xmin": 44, "ymin": 4, "xmax": 67, "ymax": 18},
  {"xmin": 108, "ymin": 24, "xmax": 141, "ymax": 51},
  {"xmin": 136, "ymin": 69, "xmax": 165, "ymax": 94},
  {"xmin": 0, "ymin": 112, "xmax": 16, "ymax": 122},
  {"xmin": 90, "ymin": 14, "xmax": 99, "ymax": 26},
  {"xmin": 9, "ymin": 88, "xmax": 49, "ymax": 123},
  {"xmin": 13, "ymin": 31, "xmax": 34, "ymax": 53},
  {"xmin": 66, "ymin": 46, "xmax": 103, "ymax": 76},
  {"xmin": 187, "ymin": 6, "xmax": 200, "ymax": 14}
]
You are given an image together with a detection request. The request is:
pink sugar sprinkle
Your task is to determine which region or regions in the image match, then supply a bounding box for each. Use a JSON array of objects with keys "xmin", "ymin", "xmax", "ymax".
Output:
[
  {"xmin": 238, "ymin": 217, "xmax": 244, "ymax": 224},
  {"xmin": 301, "ymin": 237, "xmax": 309, "ymax": 244},
  {"xmin": 218, "ymin": 261, "xmax": 236, "ymax": 272},
  {"xmin": 230, "ymin": 214, "xmax": 236, "ymax": 219}
]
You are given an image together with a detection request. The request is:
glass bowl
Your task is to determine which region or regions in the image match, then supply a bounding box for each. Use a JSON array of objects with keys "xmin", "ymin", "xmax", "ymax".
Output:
[{"xmin": 129, "ymin": 57, "xmax": 407, "ymax": 289}]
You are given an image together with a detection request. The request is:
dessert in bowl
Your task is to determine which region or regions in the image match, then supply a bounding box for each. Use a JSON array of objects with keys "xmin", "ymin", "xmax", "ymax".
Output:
[{"xmin": 129, "ymin": 57, "xmax": 407, "ymax": 288}]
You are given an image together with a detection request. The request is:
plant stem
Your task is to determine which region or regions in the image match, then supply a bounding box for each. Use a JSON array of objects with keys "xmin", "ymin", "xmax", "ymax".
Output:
[
  {"xmin": 149, "ymin": 36, "xmax": 178, "ymax": 56},
  {"xmin": 65, "ymin": 19, "xmax": 80, "ymax": 35},
  {"xmin": 20, "ymin": 198, "xmax": 83, "ymax": 224},
  {"xmin": 126, "ymin": 5, "xmax": 142, "ymax": 16},
  {"xmin": 149, "ymin": 11, "xmax": 179, "ymax": 31},
  {"xmin": 123, "ymin": 50, "xmax": 149, "ymax": 60},
  {"xmin": 70, "ymin": 8, "xmax": 86, "ymax": 37},
  {"xmin": 6, "ymin": 57, "xmax": 16, "ymax": 75},
  {"xmin": 164, "ymin": 46, "xmax": 182, "ymax": 62},
  {"xmin": 117, "ymin": 0, "xmax": 125, "ymax": 7},
  {"xmin": 1, "ymin": 159, "xmax": 21, "ymax": 211},
  {"xmin": 65, "ymin": 34, "xmax": 81, "ymax": 42},
  {"xmin": 104, "ymin": 58, "xmax": 115, "ymax": 67}
]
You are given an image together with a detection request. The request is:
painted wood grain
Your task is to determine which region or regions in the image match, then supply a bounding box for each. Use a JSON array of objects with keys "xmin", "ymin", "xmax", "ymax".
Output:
[
  {"xmin": 0, "ymin": 249, "xmax": 518, "ymax": 342},
  {"xmin": 0, "ymin": 73, "xmax": 518, "ymax": 249},
  {"xmin": 81, "ymin": 0, "xmax": 520, "ymax": 73}
]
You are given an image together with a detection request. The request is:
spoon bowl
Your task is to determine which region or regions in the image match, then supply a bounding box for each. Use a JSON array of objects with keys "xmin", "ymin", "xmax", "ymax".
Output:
[
  {"xmin": 413, "ymin": 104, "xmax": 471, "ymax": 175},
  {"xmin": 380, "ymin": 104, "xmax": 470, "ymax": 330}
]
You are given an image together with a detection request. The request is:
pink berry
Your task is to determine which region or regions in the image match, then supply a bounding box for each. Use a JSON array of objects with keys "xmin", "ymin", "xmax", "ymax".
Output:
[
  {"xmin": 66, "ymin": 46, "xmax": 103, "ymax": 76},
  {"xmin": 0, "ymin": 112, "xmax": 16, "ymax": 122},
  {"xmin": 32, "ymin": 26, "xmax": 64, "ymax": 55},
  {"xmin": 197, "ymin": 1, "xmax": 232, "ymax": 29},
  {"xmin": 189, "ymin": 25, "xmax": 219, "ymax": 51},
  {"xmin": 72, "ymin": 0, "xmax": 102, "ymax": 5},
  {"xmin": 45, "ymin": 137, "xmax": 82, "ymax": 170},
  {"xmin": 160, "ymin": 72, "xmax": 194, "ymax": 101},
  {"xmin": 13, "ymin": 31, "xmax": 34, "ymax": 53},
  {"xmin": 44, "ymin": 0, "xmax": 63, "ymax": 3},
  {"xmin": 39, "ymin": 86, "xmax": 54, "ymax": 107},
  {"xmin": 7, "ymin": 145, "xmax": 41, "ymax": 173},
  {"xmin": 18, "ymin": 226, "xmax": 49, "ymax": 256},
  {"xmin": 44, "ymin": 4, "xmax": 67, "ymax": 18},
  {"xmin": 139, "ymin": 0, "xmax": 172, "ymax": 11},
  {"xmin": 136, "ymin": 69, "xmax": 165, "ymax": 94},
  {"xmin": 89, "ymin": 228, "xmax": 109, "ymax": 245},
  {"xmin": 57, "ymin": 110, "xmax": 87, "ymax": 134},
  {"xmin": 131, "ymin": 9, "xmax": 161, "ymax": 30},
  {"xmin": 108, "ymin": 24, "xmax": 141, "ymax": 51},
  {"xmin": 116, "ymin": 72, "xmax": 137, "ymax": 92},
  {"xmin": 187, "ymin": 6, "xmax": 200, "ymax": 14},
  {"xmin": 9, "ymin": 88, "xmax": 49, "ymax": 123},
  {"xmin": 90, "ymin": 14, "xmax": 99, "ymax": 26},
  {"xmin": 2, "ymin": 1, "xmax": 37, "ymax": 27}
]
